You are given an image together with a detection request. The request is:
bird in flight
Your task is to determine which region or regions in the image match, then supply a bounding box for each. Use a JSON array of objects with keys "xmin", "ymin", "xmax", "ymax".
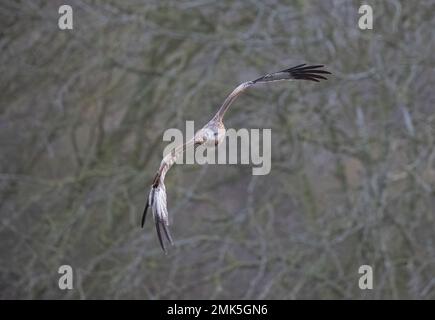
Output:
[{"xmin": 141, "ymin": 64, "xmax": 331, "ymax": 253}]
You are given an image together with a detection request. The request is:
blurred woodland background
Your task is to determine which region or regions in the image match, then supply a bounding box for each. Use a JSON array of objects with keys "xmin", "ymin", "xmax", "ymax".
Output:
[{"xmin": 0, "ymin": 0, "xmax": 434, "ymax": 299}]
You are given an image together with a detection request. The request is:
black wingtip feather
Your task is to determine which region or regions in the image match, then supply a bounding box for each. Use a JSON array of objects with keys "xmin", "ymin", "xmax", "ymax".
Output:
[
  {"xmin": 286, "ymin": 63, "xmax": 306, "ymax": 71},
  {"xmin": 141, "ymin": 201, "xmax": 149, "ymax": 228},
  {"xmin": 287, "ymin": 64, "xmax": 331, "ymax": 82},
  {"xmin": 302, "ymin": 77, "xmax": 320, "ymax": 82},
  {"xmin": 294, "ymin": 73, "xmax": 328, "ymax": 80},
  {"xmin": 253, "ymin": 64, "xmax": 331, "ymax": 85},
  {"xmin": 282, "ymin": 64, "xmax": 323, "ymax": 72}
]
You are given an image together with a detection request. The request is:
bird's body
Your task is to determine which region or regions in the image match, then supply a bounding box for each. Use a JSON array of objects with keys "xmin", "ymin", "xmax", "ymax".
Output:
[
  {"xmin": 195, "ymin": 118, "xmax": 226, "ymax": 147},
  {"xmin": 142, "ymin": 64, "xmax": 331, "ymax": 252}
]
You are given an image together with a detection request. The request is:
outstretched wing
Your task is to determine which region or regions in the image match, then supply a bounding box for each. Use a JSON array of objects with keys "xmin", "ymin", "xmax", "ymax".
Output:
[
  {"xmin": 141, "ymin": 137, "xmax": 198, "ymax": 253},
  {"xmin": 215, "ymin": 64, "xmax": 331, "ymax": 120}
]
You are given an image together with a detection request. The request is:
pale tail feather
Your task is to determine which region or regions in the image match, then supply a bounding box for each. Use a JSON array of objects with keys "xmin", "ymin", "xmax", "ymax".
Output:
[{"xmin": 142, "ymin": 183, "xmax": 174, "ymax": 253}]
